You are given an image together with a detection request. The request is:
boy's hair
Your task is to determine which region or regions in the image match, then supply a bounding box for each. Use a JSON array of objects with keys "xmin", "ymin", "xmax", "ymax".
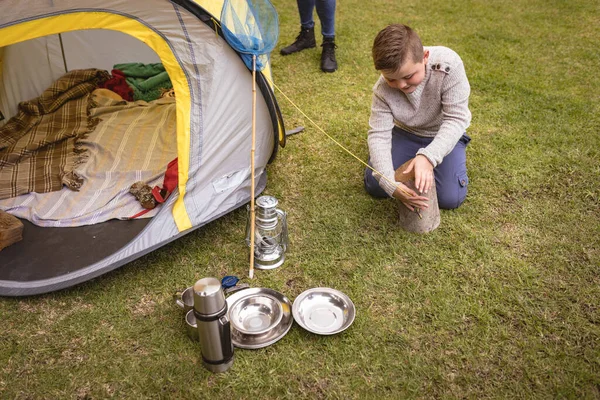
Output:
[{"xmin": 372, "ymin": 24, "xmax": 424, "ymax": 72}]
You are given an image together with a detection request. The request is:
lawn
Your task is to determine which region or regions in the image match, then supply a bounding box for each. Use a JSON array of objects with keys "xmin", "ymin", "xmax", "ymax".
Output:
[{"xmin": 1, "ymin": 0, "xmax": 599, "ymax": 398}]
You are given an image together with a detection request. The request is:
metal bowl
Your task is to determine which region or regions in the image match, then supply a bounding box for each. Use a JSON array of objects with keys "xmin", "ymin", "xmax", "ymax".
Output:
[
  {"xmin": 227, "ymin": 288, "xmax": 293, "ymax": 349},
  {"xmin": 292, "ymin": 288, "xmax": 356, "ymax": 335},
  {"xmin": 229, "ymin": 291, "xmax": 283, "ymax": 335}
]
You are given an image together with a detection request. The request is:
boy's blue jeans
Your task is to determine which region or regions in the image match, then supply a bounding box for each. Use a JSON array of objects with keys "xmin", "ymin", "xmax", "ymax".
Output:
[
  {"xmin": 297, "ymin": 0, "xmax": 336, "ymax": 39},
  {"xmin": 364, "ymin": 127, "xmax": 471, "ymax": 210}
]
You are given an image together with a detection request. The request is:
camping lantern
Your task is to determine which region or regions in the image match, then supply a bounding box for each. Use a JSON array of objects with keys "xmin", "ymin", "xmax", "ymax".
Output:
[{"xmin": 245, "ymin": 196, "xmax": 288, "ymax": 270}]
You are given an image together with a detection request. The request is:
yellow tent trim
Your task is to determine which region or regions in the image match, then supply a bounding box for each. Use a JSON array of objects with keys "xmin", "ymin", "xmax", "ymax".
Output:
[{"xmin": 0, "ymin": 12, "xmax": 193, "ymax": 231}]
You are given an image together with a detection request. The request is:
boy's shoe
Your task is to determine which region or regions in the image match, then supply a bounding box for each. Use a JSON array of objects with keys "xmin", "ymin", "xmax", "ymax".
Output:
[
  {"xmin": 280, "ymin": 27, "xmax": 316, "ymax": 55},
  {"xmin": 320, "ymin": 38, "xmax": 338, "ymax": 73}
]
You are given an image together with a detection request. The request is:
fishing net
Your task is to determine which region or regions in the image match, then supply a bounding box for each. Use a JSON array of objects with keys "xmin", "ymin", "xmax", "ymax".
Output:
[{"xmin": 220, "ymin": 0, "xmax": 279, "ymax": 71}]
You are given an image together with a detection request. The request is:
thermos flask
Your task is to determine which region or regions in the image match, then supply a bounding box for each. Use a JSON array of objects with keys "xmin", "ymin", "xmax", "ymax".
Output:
[{"xmin": 193, "ymin": 277, "xmax": 234, "ymax": 373}]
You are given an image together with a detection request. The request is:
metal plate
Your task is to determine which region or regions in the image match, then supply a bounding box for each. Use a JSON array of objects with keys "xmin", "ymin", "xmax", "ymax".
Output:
[
  {"xmin": 226, "ymin": 288, "xmax": 293, "ymax": 349},
  {"xmin": 292, "ymin": 288, "xmax": 356, "ymax": 335}
]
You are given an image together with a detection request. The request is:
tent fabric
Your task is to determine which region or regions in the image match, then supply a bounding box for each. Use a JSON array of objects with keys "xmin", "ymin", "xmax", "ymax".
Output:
[
  {"xmin": 0, "ymin": 9, "xmax": 196, "ymax": 230},
  {"xmin": 186, "ymin": 0, "xmax": 286, "ymax": 147},
  {"xmin": 0, "ymin": 0, "xmax": 284, "ymax": 296},
  {"xmin": 0, "ymin": 37, "xmax": 67, "ymax": 122},
  {"xmin": 191, "ymin": 0, "xmax": 277, "ymax": 92},
  {"xmin": 0, "ymin": 1, "xmax": 279, "ymax": 232}
]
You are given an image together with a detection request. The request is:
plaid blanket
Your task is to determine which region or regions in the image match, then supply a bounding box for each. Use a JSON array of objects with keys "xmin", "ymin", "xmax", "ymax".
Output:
[
  {"xmin": 0, "ymin": 69, "xmax": 110, "ymax": 200},
  {"xmin": 0, "ymin": 93, "xmax": 178, "ymax": 227}
]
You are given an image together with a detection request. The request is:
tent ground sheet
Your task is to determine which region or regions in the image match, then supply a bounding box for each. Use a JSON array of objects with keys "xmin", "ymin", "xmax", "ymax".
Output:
[{"xmin": 0, "ymin": 217, "xmax": 150, "ymax": 282}]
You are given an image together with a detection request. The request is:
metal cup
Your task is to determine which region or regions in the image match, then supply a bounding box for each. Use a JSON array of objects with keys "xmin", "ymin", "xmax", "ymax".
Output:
[
  {"xmin": 174, "ymin": 287, "xmax": 194, "ymax": 313},
  {"xmin": 185, "ymin": 309, "xmax": 199, "ymax": 341}
]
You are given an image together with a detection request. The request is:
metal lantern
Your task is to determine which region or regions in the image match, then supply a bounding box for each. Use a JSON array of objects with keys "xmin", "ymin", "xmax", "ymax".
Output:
[{"xmin": 245, "ymin": 196, "xmax": 289, "ymax": 270}]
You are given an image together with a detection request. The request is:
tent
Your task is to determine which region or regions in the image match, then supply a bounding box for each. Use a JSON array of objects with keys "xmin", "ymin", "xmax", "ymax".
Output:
[{"xmin": 0, "ymin": 0, "xmax": 286, "ymax": 296}]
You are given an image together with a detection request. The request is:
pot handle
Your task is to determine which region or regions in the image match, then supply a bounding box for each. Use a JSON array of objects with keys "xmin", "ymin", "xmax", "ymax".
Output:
[
  {"xmin": 224, "ymin": 283, "xmax": 250, "ymax": 296},
  {"xmin": 173, "ymin": 289, "xmax": 185, "ymax": 309}
]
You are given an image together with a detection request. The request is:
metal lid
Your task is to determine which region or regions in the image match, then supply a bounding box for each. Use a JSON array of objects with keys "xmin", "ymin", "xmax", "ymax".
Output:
[
  {"xmin": 256, "ymin": 196, "xmax": 278, "ymax": 210},
  {"xmin": 193, "ymin": 277, "xmax": 226, "ymax": 315}
]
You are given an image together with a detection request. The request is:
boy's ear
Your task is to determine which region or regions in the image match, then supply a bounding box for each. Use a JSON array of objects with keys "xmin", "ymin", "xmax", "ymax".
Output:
[{"xmin": 423, "ymin": 49, "xmax": 430, "ymax": 64}]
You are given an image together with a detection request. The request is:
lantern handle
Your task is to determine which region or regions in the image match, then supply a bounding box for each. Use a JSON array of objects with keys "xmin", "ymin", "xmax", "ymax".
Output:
[
  {"xmin": 244, "ymin": 204, "xmax": 252, "ymax": 247},
  {"xmin": 276, "ymin": 209, "xmax": 288, "ymax": 252}
]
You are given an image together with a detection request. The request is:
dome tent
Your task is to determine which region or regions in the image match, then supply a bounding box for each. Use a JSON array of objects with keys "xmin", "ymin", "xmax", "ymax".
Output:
[{"xmin": 0, "ymin": 0, "xmax": 285, "ymax": 296}]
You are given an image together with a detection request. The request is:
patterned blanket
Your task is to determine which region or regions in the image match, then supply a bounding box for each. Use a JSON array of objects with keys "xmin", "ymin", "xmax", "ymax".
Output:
[
  {"xmin": 0, "ymin": 69, "xmax": 109, "ymax": 200},
  {"xmin": 0, "ymin": 92, "xmax": 178, "ymax": 227}
]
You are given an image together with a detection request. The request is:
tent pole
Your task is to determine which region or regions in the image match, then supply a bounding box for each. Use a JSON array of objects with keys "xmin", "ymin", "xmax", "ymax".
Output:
[
  {"xmin": 249, "ymin": 55, "xmax": 257, "ymax": 280},
  {"xmin": 58, "ymin": 33, "xmax": 68, "ymax": 73}
]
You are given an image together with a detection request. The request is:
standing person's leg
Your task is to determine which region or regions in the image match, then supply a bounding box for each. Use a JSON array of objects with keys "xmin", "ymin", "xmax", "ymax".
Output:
[
  {"xmin": 280, "ymin": 0, "xmax": 317, "ymax": 55},
  {"xmin": 315, "ymin": 0, "xmax": 335, "ymax": 38},
  {"xmin": 315, "ymin": 0, "xmax": 338, "ymax": 72},
  {"xmin": 364, "ymin": 127, "xmax": 424, "ymax": 198},
  {"xmin": 298, "ymin": 0, "xmax": 316, "ymax": 28},
  {"xmin": 433, "ymin": 134, "xmax": 471, "ymax": 209}
]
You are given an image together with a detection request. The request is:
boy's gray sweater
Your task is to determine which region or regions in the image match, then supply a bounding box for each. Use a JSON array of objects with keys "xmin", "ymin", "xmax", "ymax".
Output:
[{"xmin": 368, "ymin": 46, "xmax": 471, "ymax": 197}]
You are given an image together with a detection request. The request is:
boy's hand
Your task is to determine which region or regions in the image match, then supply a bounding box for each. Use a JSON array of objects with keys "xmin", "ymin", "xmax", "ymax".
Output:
[
  {"xmin": 393, "ymin": 182, "xmax": 430, "ymax": 212},
  {"xmin": 403, "ymin": 155, "xmax": 434, "ymax": 194}
]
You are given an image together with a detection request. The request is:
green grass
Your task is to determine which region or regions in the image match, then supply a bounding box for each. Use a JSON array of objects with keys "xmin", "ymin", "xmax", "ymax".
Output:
[{"xmin": 1, "ymin": 0, "xmax": 599, "ymax": 398}]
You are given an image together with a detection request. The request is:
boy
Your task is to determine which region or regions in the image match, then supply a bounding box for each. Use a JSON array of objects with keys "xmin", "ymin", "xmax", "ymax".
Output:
[{"xmin": 364, "ymin": 24, "xmax": 472, "ymax": 212}]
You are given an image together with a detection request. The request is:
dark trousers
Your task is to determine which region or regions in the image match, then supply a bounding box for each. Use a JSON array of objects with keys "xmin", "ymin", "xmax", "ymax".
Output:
[
  {"xmin": 297, "ymin": 0, "xmax": 336, "ymax": 38},
  {"xmin": 364, "ymin": 127, "xmax": 471, "ymax": 210}
]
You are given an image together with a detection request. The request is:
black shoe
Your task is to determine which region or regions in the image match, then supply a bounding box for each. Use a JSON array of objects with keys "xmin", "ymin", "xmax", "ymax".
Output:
[
  {"xmin": 320, "ymin": 38, "xmax": 338, "ymax": 73},
  {"xmin": 280, "ymin": 27, "xmax": 316, "ymax": 55}
]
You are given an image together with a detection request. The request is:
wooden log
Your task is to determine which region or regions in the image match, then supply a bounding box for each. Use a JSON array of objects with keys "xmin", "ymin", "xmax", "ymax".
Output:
[
  {"xmin": 0, "ymin": 210, "xmax": 23, "ymax": 250},
  {"xmin": 394, "ymin": 159, "xmax": 440, "ymax": 234}
]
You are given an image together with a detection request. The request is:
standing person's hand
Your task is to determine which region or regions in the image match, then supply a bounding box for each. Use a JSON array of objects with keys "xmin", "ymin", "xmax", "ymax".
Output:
[
  {"xmin": 393, "ymin": 182, "xmax": 430, "ymax": 212},
  {"xmin": 401, "ymin": 155, "xmax": 434, "ymax": 194}
]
